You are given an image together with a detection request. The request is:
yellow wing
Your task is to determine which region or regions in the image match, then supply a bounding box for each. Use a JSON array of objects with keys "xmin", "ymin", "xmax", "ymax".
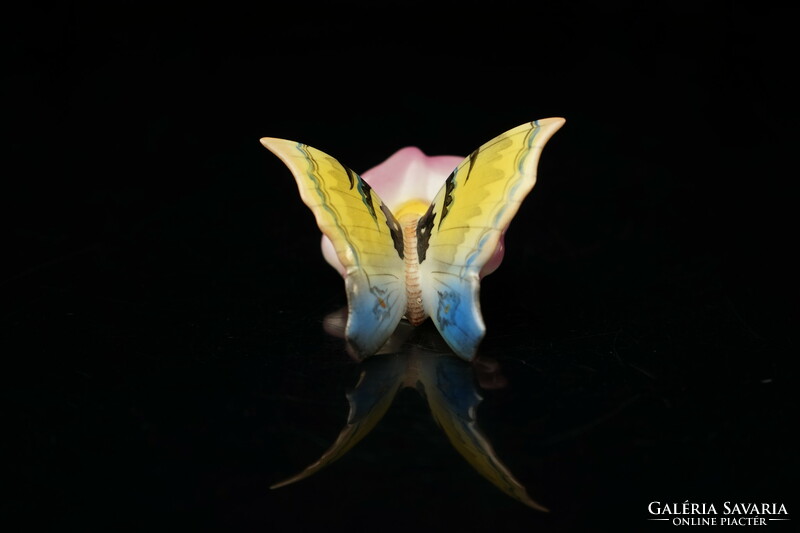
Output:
[
  {"xmin": 418, "ymin": 118, "xmax": 565, "ymax": 360},
  {"xmin": 261, "ymin": 138, "xmax": 407, "ymax": 357}
]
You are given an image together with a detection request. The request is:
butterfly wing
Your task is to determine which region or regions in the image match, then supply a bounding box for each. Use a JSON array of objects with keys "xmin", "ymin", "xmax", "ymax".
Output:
[
  {"xmin": 261, "ymin": 138, "xmax": 407, "ymax": 357},
  {"xmin": 417, "ymin": 118, "xmax": 565, "ymax": 360}
]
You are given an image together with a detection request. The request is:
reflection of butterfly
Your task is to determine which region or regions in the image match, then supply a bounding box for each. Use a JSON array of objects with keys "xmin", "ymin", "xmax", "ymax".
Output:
[
  {"xmin": 262, "ymin": 118, "xmax": 565, "ymax": 360},
  {"xmin": 272, "ymin": 308, "xmax": 548, "ymax": 510}
]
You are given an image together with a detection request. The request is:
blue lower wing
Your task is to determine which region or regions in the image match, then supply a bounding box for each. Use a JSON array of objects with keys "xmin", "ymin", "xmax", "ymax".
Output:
[
  {"xmin": 345, "ymin": 269, "xmax": 407, "ymax": 358},
  {"xmin": 421, "ymin": 272, "xmax": 485, "ymax": 360}
]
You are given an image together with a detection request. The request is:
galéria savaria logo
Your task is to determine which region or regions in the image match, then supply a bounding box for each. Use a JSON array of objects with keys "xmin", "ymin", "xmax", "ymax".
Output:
[{"xmin": 648, "ymin": 501, "xmax": 790, "ymax": 526}]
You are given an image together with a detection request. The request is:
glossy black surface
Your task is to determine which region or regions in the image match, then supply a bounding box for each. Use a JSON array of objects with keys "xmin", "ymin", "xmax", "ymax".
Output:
[{"xmin": 6, "ymin": 4, "xmax": 795, "ymax": 531}]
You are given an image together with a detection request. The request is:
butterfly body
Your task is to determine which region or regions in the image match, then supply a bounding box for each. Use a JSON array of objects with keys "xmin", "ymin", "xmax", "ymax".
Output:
[
  {"xmin": 398, "ymin": 210, "xmax": 427, "ymax": 325},
  {"xmin": 262, "ymin": 118, "xmax": 565, "ymax": 361}
]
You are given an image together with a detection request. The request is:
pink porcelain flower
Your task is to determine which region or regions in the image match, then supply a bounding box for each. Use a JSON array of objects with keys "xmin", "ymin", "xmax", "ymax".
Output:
[{"xmin": 321, "ymin": 147, "xmax": 506, "ymax": 278}]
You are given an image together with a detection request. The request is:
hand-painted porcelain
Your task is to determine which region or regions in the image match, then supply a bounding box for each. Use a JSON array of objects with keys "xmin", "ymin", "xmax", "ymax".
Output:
[{"xmin": 261, "ymin": 118, "xmax": 565, "ymax": 360}]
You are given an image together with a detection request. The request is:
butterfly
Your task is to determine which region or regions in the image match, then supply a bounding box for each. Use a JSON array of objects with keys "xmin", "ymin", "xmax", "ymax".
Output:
[{"xmin": 261, "ymin": 118, "xmax": 565, "ymax": 361}]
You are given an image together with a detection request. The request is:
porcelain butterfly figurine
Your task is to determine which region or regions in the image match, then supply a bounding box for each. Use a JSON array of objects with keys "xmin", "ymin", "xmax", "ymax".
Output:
[{"xmin": 261, "ymin": 118, "xmax": 565, "ymax": 360}]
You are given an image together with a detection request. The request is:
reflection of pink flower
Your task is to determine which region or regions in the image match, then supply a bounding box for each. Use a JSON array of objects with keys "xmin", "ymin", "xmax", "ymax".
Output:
[{"xmin": 322, "ymin": 147, "xmax": 506, "ymax": 278}]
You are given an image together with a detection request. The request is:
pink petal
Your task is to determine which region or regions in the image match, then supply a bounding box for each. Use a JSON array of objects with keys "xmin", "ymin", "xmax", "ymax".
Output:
[
  {"xmin": 321, "ymin": 235, "xmax": 346, "ymax": 276},
  {"xmin": 479, "ymin": 230, "xmax": 506, "ymax": 278},
  {"xmin": 361, "ymin": 147, "xmax": 462, "ymax": 210}
]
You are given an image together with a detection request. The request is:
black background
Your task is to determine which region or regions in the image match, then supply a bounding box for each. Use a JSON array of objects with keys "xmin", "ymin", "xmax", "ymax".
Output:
[{"xmin": 5, "ymin": 3, "xmax": 796, "ymax": 531}]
